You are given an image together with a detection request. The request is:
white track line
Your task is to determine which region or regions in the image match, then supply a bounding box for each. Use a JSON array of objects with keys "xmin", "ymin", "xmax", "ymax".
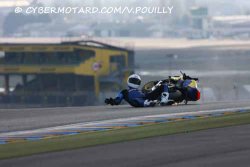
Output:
[{"xmin": 1, "ymin": 106, "xmax": 250, "ymax": 138}]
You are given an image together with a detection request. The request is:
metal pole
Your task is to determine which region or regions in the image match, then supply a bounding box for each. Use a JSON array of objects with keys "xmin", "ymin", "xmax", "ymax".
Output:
[
  {"xmin": 166, "ymin": 54, "xmax": 173, "ymax": 76},
  {"xmin": 94, "ymin": 74, "xmax": 100, "ymax": 98},
  {"xmin": 4, "ymin": 75, "xmax": 9, "ymax": 95}
]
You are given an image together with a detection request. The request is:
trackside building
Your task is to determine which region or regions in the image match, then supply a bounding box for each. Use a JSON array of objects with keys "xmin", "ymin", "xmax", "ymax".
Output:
[{"xmin": 0, "ymin": 38, "xmax": 134, "ymax": 106}]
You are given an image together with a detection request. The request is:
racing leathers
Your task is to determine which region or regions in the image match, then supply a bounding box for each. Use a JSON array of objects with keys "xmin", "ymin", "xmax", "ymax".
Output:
[
  {"xmin": 105, "ymin": 75, "xmax": 200, "ymax": 107},
  {"xmin": 105, "ymin": 84, "xmax": 169, "ymax": 107}
]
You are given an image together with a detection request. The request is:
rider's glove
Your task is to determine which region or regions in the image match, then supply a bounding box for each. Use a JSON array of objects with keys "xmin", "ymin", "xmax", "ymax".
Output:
[
  {"xmin": 144, "ymin": 100, "xmax": 157, "ymax": 107},
  {"xmin": 104, "ymin": 98, "xmax": 113, "ymax": 105},
  {"xmin": 105, "ymin": 98, "xmax": 119, "ymax": 105}
]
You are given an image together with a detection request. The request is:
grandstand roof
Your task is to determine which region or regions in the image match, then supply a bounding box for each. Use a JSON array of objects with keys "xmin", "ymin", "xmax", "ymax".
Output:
[{"xmin": 0, "ymin": 37, "xmax": 132, "ymax": 51}]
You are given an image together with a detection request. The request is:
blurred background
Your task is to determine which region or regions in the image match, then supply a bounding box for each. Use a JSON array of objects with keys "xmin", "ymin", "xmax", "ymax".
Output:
[
  {"xmin": 0, "ymin": 0, "xmax": 250, "ymax": 107},
  {"xmin": 1, "ymin": 0, "xmax": 250, "ymax": 38}
]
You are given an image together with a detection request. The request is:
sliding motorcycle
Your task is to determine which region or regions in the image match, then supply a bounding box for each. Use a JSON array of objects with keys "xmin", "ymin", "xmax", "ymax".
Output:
[{"xmin": 141, "ymin": 72, "xmax": 200, "ymax": 105}]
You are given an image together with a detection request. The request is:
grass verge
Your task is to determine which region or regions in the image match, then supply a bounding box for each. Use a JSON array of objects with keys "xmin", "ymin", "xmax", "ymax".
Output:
[{"xmin": 1, "ymin": 111, "xmax": 250, "ymax": 159}]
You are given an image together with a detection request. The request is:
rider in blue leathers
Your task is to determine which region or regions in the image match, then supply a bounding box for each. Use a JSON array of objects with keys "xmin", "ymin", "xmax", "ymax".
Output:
[
  {"xmin": 105, "ymin": 73, "xmax": 200, "ymax": 107},
  {"xmin": 105, "ymin": 74, "xmax": 171, "ymax": 107}
]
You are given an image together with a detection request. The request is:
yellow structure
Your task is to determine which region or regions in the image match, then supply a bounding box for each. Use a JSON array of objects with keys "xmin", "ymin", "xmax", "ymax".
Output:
[{"xmin": 0, "ymin": 39, "xmax": 134, "ymax": 106}]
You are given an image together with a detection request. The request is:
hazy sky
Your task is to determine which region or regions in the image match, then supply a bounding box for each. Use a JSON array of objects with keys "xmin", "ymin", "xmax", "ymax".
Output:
[{"xmin": 2, "ymin": 0, "xmax": 250, "ymax": 14}]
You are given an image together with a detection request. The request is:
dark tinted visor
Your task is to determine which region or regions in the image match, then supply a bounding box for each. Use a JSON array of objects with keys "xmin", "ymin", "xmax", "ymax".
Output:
[{"xmin": 129, "ymin": 78, "xmax": 141, "ymax": 85}]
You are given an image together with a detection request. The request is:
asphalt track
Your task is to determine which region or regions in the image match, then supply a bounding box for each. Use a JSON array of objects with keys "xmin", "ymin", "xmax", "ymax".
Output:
[
  {"xmin": 1, "ymin": 124, "xmax": 250, "ymax": 167},
  {"xmin": 1, "ymin": 101, "xmax": 250, "ymax": 132},
  {"xmin": 0, "ymin": 101, "xmax": 250, "ymax": 166}
]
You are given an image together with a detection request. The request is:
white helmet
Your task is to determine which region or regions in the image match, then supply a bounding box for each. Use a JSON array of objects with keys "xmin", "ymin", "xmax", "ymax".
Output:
[{"xmin": 127, "ymin": 74, "xmax": 141, "ymax": 89}]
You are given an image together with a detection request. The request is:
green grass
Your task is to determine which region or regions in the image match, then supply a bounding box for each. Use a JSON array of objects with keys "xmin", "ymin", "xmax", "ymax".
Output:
[{"xmin": 1, "ymin": 111, "xmax": 250, "ymax": 159}]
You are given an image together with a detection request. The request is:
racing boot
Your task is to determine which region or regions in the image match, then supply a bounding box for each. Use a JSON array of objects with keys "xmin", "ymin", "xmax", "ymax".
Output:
[{"xmin": 160, "ymin": 92, "xmax": 174, "ymax": 106}]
